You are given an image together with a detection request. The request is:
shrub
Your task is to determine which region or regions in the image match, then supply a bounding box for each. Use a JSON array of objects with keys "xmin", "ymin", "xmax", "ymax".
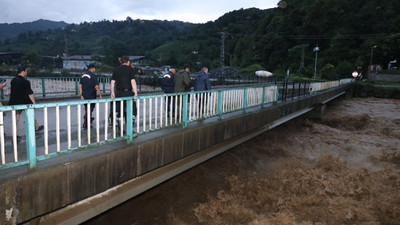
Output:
[{"xmin": 60, "ymin": 69, "xmax": 70, "ymax": 77}]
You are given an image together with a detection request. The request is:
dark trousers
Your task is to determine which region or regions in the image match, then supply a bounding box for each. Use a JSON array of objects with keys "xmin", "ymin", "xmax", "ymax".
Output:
[
  {"xmin": 115, "ymin": 90, "xmax": 137, "ymax": 119},
  {"xmin": 84, "ymin": 102, "xmax": 95, "ymax": 118},
  {"xmin": 165, "ymin": 94, "xmax": 175, "ymax": 117},
  {"xmin": 83, "ymin": 97, "xmax": 96, "ymax": 126}
]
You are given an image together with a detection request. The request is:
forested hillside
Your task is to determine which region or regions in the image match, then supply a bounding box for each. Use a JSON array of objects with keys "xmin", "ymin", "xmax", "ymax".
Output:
[
  {"xmin": 0, "ymin": 19, "xmax": 68, "ymax": 42},
  {"xmin": 1, "ymin": 0, "xmax": 399, "ymax": 79}
]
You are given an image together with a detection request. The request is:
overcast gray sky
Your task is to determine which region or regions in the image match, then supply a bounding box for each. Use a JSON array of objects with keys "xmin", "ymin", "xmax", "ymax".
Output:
[{"xmin": 0, "ymin": 0, "xmax": 279, "ymax": 24}]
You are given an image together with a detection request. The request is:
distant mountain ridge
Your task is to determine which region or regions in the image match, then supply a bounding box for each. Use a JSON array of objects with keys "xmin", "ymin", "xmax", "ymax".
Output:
[
  {"xmin": 0, "ymin": 19, "xmax": 68, "ymax": 41},
  {"xmin": 0, "ymin": 0, "xmax": 399, "ymax": 78}
]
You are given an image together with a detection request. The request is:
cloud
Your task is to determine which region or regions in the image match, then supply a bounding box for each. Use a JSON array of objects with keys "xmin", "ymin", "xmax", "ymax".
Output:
[{"xmin": 0, "ymin": 0, "xmax": 278, "ymax": 24}]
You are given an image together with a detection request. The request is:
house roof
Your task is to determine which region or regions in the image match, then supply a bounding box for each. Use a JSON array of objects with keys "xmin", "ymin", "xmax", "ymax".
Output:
[
  {"xmin": 0, "ymin": 51, "xmax": 23, "ymax": 56},
  {"xmin": 63, "ymin": 55, "xmax": 93, "ymax": 60},
  {"xmin": 128, "ymin": 56, "xmax": 146, "ymax": 61},
  {"xmin": 63, "ymin": 55, "xmax": 146, "ymax": 61}
]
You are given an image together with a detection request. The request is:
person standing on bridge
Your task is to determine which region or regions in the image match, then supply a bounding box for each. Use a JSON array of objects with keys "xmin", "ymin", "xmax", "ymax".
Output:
[
  {"xmin": 194, "ymin": 67, "xmax": 211, "ymax": 116},
  {"xmin": 161, "ymin": 68, "xmax": 176, "ymax": 117},
  {"xmin": 79, "ymin": 63, "xmax": 102, "ymax": 129},
  {"xmin": 174, "ymin": 64, "xmax": 191, "ymax": 93},
  {"xmin": 9, "ymin": 65, "xmax": 43, "ymax": 136},
  {"xmin": 173, "ymin": 64, "xmax": 192, "ymax": 116},
  {"xmin": 110, "ymin": 56, "xmax": 138, "ymax": 126},
  {"xmin": 194, "ymin": 67, "xmax": 211, "ymax": 92}
]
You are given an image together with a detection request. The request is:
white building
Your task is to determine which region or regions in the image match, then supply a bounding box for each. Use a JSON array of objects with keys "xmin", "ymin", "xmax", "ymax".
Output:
[
  {"xmin": 62, "ymin": 55, "xmax": 96, "ymax": 70},
  {"xmin": 63, "ymin": 55, "xmax": 146, "ymax": 70}
]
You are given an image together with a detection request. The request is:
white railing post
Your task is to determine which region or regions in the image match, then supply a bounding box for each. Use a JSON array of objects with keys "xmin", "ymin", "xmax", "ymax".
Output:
[
  {"xmin": 0, "ymin": 112, "xmax": 5, "ymax": 165},
  {"xmin": 12, "ymin": 110, "xmax": 18, "ymax": 162}
]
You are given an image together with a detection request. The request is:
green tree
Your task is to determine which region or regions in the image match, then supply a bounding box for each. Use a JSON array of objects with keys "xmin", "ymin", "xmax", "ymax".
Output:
[{"xmin": 22, "ymin": 51, "xmax": 40, "ymax": 67}]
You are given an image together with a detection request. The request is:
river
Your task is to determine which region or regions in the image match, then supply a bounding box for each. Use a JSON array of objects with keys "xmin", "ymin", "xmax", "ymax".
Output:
[{"xmin": 84, "ymin": 97, "xmax": 400, "ymax": 225}]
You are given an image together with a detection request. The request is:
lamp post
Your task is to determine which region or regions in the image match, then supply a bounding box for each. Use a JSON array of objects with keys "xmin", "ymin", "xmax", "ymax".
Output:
[
  {"xmin": 313, "ymin": 44, "xmax": 320, "ymax": 80},
  {"xmin": 369, "ymin": 45, "xmax": 377, "ymax": 68}
]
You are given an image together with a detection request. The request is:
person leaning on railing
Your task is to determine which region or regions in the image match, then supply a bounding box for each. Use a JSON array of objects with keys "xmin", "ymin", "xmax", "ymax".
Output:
[
  {"xmin": 174, "ymin": 64, "xmax": 192, "ymax": 114},
  {"xmin": 194, "ymin": 67, "xmax": 211, "ymax": 91},
  {"xmin": 174, "ymin": 64, "xmax": 191, "ymax": 93},
  {"xmin": 194, "ymin": 67, "xmax": 211, "ymax": 114},
  {"xmin": 8, "ymin": 65, "xmax": 44, "ymax": 138}
]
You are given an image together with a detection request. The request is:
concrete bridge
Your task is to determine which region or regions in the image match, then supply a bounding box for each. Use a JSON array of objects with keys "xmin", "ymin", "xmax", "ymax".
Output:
[{"xmin": 0, "ymin": 79, "xmax": 353, "ymax": 224}]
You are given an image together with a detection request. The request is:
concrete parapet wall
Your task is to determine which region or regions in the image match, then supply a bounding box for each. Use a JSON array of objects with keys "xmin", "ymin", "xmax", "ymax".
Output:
[
  {"xmin": 0, "ymin": 85, "xmax": 350, "ymax": 224},
  {"xmin": 367, "ymin": 73, "xmax": 400, "ymax": 82}
]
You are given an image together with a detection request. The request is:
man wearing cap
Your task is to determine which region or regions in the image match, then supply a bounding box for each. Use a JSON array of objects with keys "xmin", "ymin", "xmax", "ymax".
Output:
[
  {"xmin": 79, "ymin": 63, "xmax": 102, "ymax": 128},
  {"xmin": 161, "ymin": 68, "xmax": 176, "ymax": 117}
]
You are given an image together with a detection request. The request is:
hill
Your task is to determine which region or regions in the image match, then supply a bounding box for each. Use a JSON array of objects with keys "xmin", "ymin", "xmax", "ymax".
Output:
[
  {"xmin": 1, "ymin": 0, "xmax": 399, "ymax": 79},
  {"xmin": 0, "ymin": 19, "xmax": 68, "ymax": 42}
]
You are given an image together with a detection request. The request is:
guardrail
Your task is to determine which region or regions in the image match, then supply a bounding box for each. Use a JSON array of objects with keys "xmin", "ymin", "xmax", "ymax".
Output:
[
  {"xmin": 0, "ymin": 77, "xmax": 113, "ymax": 99},
  {"xmin": 0, "ymin": 75, "xmax": 276, "ymax": 99},
  {"xmin": 0, "ymin": 84, "xmax": 279, "ymax": 170},
  {"xmin": 0, "ymin": 78, "xmax": 354, "ymax": 171},
  {"xmin": 308, "ymin": 78, "xmax": 353, "ymax": 92}
]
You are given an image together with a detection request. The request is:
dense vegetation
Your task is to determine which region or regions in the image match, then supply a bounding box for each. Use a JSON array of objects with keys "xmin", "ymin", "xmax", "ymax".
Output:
[
  {"xmin": 1, "ymin": 0, "xmax": 399, "ymax": 80},
  {"xmin": 0, "ymin": 19, "xmax": 68, "ymax": 42}
]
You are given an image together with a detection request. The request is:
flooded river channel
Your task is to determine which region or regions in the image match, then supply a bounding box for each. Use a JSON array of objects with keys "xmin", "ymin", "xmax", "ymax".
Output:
[{"xmin": 85, "ymin": 97, "xmax": 400, "ymax": 225}]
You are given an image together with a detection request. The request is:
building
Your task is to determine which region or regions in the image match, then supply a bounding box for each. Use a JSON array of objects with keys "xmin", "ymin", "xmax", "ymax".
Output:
[
  {"xmin": 62, "ymin": 55, "xmax": 146, "ymax": 70},
  {"xmin": 62, "ymin": 55, "xmax": 96, "ymax": 70},
  {"xmin": 127, "ymin": 56, "xmax": 146, "ymax": 66},
  {"xmin": 0, "ymin": 52, "xmax": 24, "ymax": 65}
]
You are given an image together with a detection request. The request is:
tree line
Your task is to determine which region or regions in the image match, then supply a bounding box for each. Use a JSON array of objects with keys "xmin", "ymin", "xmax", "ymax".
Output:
[{"xmin": 0, "ymin": 0, "xmax": 399, "ymax": 80}]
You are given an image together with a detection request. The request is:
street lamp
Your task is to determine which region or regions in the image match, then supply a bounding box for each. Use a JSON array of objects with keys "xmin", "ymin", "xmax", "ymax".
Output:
[
  {"xmin": 369, "ymin": 45, "xmax": 377, "ymax": 68},
  {"xmin": 313, "ymin": 44, "xmax": 320, "ymax": 79}
]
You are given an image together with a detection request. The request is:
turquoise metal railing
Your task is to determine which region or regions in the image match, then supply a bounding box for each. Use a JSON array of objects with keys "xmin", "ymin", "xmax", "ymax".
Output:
[
  {"xmin": 0, "ymin": 77, "xmax": 112, "ymax": 99},
  {"xmin": 0, "ymin": 78, "xmax": 354, "ymax": 171},
  {"xmin": 0, "ymin": 84, "xmax": 279, "ymax": 170}
]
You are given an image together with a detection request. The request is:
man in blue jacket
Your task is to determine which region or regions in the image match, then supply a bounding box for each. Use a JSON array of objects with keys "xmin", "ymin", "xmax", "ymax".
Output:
[
  {"xmin": 194, "ymin": 67, "xmax": 211, "ymax": 116},
  {"xmin": 161, "ymin": 68, "xmax": 176, "ymax": 117},
  {"xmin": 194, "ymin": 67, "xmax": 211, "ymax": 91}
]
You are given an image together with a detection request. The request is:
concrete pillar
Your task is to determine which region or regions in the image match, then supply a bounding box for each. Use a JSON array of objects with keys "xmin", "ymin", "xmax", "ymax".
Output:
[
  {"xmin": 345, "ymin": 88, "xmax": 354, "ymax": 99},
  {"xmin": 304, "ymin": 103, "xmax": 326, "ymax": 119}
]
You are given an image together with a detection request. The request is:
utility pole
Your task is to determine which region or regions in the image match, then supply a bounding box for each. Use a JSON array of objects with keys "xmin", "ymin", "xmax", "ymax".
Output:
[
  {"xmin": 291, "ymin": 44, "xmax": 308, "ymax": 69},
  {"xmin": 218, "ymin": 31, "xmax": 231, "ymax": 84},
  {"xmin": 64, "ymin": 35, "xmax": 69, "ymax": 57},
  {"xmin": 300, "ymin": 44, "xmax": 306, "ymax": 68},
  {"xmin": 369, "ymin": 45, "xmax": 377, "ymax": 68},
  {"xmin": 313, "ymin": 44, "xmax": 320, "ymax": 80}
]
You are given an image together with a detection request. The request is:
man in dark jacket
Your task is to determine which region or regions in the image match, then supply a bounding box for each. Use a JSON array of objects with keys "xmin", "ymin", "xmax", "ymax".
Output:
[
  {"xmin": 161, "ymin": 68, "xmax": 176, "ymax": 117},
  {"xmin": 79, "ymin": 63, "xmax": 102, "ymax": 128},
  {"xmin": 194, "ymin": 67, "xmax": 211, "ymax": 116},
  {"xmin": 9, "ymin": 65, "xmax": 43, "ymax": 136},
  {"xmin": 194, "ymin": 67, "xmax": 211, "ymax": 91},
  {"xmin": 174, "ymin": 64, "xmax": 191, "ymax": 93},
  {"xmin": 174, "ymin": 64, "xmax": 192, "ymax": 116},
  {"xmin": 110, "ymin": 56, "xmax": 138, "ymax": 127}
]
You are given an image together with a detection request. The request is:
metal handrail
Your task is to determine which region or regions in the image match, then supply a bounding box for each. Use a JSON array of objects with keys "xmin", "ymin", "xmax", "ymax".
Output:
[{"xmin": 0, "ymin": 84, "xmax": 279, "ymax": 170}]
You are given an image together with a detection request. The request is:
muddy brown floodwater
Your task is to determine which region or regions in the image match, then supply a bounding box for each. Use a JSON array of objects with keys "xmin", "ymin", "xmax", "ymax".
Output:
[{"xmin": 84, "ymin": 97, "xmax": 400, "ymax": 225}]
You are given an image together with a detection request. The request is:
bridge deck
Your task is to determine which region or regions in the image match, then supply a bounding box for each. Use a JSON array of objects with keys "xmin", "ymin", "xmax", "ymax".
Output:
[{"xmin": 0, "ymin": 80, "xmax": 353, "ymax": 224}]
